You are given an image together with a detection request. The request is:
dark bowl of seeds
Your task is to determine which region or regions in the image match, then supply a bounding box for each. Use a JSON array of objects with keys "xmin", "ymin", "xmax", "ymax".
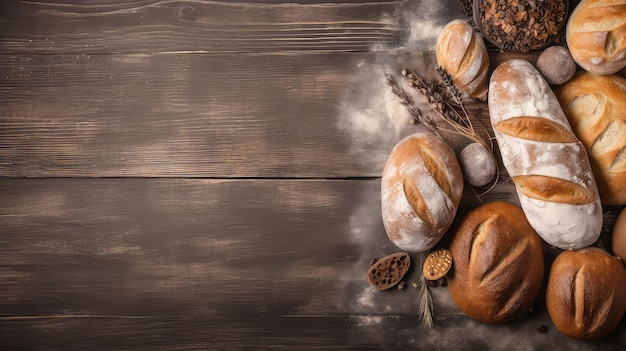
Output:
[{"xmin": 473, "ymin": 0, "xmax": 568, "ymax": 52}]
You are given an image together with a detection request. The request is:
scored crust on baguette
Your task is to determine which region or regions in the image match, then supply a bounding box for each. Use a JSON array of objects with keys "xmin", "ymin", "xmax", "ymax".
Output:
[
  {"xmin": 496, "ymin": 117, "xmax": 577, "ymax": 143},
  {"xmin": 489, "ymin": 59, "xmax": 602, "ymax": 250},
  {"xmin": 513, "ymin": 175, "xmax": 596, "ymax": 205},
  {"xmin": 566, "ymin": 0, "xmax": 626, "ymax": 75},
  {"xmin": 556, "ymin": 71, "xmax": 626, "ymax": 204},
  {"xmin": 381, "ymin": 133, "xmax": 463, "ymax": 252}
]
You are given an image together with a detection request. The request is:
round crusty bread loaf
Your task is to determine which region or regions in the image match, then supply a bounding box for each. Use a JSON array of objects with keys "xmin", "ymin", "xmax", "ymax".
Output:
[
  {"xmin": 566, "ymin": 0, "xmax": 626, "ymax": 75},
  {"xmin": 546, "ymin": 247, "xmax": 626, "ymax": 339},
  {"xmin": 447, "ymin": 201, "xmax": 544, "ymax": 324},
  {"xmin": 381, "ymin": 133, "xmax": 463, "ymax": 252},
  {"xmin": 556, "ymin": 71, "xmax": 626, "ymax": 205},
  {"xmin": 436, "ymin": 20, "xmax": 489, "ymax": 100}
]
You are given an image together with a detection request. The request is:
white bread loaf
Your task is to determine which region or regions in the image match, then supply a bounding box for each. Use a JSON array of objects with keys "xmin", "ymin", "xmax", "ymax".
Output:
[
  {"xmin": 556, "ymin": 72, "xmax": 626, "ymax": 205},
  {"xmin": 436, "ymin": 20, "xmax": 489, "ymax": 100},
  {"xmin": 566, "ymin": 0, "xmax": 626, "ymax": 75},
  {"xmin": 488, "ymin": 59, "xmax": 602, "ymax": 250},
  {"xmin": 381, "ymin": 133, "xmax": 463, "ymax": 252}
]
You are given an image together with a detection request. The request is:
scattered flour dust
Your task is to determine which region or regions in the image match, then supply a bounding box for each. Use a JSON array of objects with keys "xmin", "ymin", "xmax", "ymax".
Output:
[{"xmin": 336, "ymin": 0, "xmax": 463, "ymax": 168}]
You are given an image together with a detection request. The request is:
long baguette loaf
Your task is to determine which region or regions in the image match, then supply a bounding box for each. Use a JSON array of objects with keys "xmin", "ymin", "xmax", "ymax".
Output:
[
  {"xmin": 488, "ymin": 59, "xmax": 602, "ymax": 250},
  {"xmin": 381, "ymin": 133, "xmax": 463, "ymax": 252}
]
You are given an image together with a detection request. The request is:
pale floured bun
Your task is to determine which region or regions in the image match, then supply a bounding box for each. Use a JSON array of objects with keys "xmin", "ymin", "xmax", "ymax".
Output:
[
  {"xmin": 436, "ymin": 20, "xmax": 489, "ymax": 100},
  {"xmin": 546, "ymin": 247, "xmax": 626, "ymax": 339},
  {"xmin": 556, "ymin": 71, "xmax": 626, "ymax": 205},
  {"xmin": 381, "ymin": 133, "xmax": 463, "ymax": 252},
  {"xmin": 447, "ymin": 201, "xmax": 544, "ymax": 324},
  {"xmin": 535, "ymin": 46, "xmax": 577, "ymax": 85},
  {"xmin": 489, "ymin": 59, "xmax": 602, "ymax": 250},
  {"xmin": 566, "ymin": 0, "xmax": 626, "ymax": 75}
]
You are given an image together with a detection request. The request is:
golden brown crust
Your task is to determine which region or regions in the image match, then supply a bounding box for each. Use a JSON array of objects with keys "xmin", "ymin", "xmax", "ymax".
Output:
[
  {"xmin": 512, "ymin": 175, "xmax": 597, "ymax": 205},
  {"xmin": 556, "ymin": 71, "xmax": 626, "ymax": 205},
  {"xmin": 489, "ymin": 59, "xmax": 602, "ymax": 250},
  {"xmin": 566, "ymin": 0, "xmax": 626, "ymax": 75},
  {"xmin": 546, "ymin": 247, "xmax": 626, "ymax": 339},
  {"xmin": 436, "ymin": 20, "xmax": 489, "ymax": 100},
  {"xmin": 447, "ymin": 201, "xmax": 544, "ymax": 324},
  {"xmin": 381, "ymin": 133, "xmax": 463, "ymax": 252}
]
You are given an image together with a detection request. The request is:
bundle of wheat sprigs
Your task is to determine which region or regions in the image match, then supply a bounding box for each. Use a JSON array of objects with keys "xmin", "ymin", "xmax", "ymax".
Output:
[
  {"xmin": 384, "ymin": 73, "xmax": 441, "ymax": 138},
  {"xmin": 385, "ymin": 67, "xmax": 493, "ymax": 152},
  {"xmin": 417, "ymin": 252, "xmax": 434, "ymax": 328},
  {"xmin": 406, "ymin": 67, "xmax": 492, "ymax": 152}
]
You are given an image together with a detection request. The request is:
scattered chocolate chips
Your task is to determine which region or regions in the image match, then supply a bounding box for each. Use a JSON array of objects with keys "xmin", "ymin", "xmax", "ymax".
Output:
[
  {"xmin": 367, "ymin": 252, "xmax": 411, "ymax": 290},
  {"xmin": 370, "ymin": 258, "xmax": 378, "ymax": 266},
  {"xmin": 476, "ymin": 0, "xmax": 567, "ymax": 52}
]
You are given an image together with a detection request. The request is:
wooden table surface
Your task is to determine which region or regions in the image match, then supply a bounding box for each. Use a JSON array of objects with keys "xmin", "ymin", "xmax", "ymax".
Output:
[{"xmin": 1, "ymin": 0, "xmax": 625, "ymax": 349}]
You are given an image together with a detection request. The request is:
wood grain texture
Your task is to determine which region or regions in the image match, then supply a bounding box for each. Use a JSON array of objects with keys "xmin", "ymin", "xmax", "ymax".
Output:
[
  {"xmin": 0, "ymin": 178, "xmax": 516, "ymax": 317},
  {"xmin": 2, "ymin": 0, "xmax": 626, "ymax": 349},
  {"xmin": 0, "ymin": 0, "xmax": 409, "ymax": 54},
  {"xmin": 1, "ymin": 315, "xmax": 625, "ymax": 351},
  {"xmin": 0, "ymin": 178, "xmax": 623, "ymax": 350},
  {"xmin": 0, "ymin": 51, "xmax": 546, "ymax": 178}
]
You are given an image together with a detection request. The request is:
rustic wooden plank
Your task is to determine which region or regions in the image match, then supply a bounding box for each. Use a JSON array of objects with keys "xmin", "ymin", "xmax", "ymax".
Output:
[
  {"xmin": 0, "ymin": 51, "xmax": 551, "ymax": 178},
  {"xmin": 0, "ymin": 0, "xmax": 415, "ymax": 54},
  {"xmin": 0, "ymin": 52, "xmax": 370, "ymax": 177},
  {"xmin": 0, "ymin": 178, "xmax": 520, "ymax": 317},
  {"xmin": 1, "ymin": 315, "xmax": 625, "ymax": 350},
  {"xmin": 0, "ymin": 179, "xmax": 623, "ymax": 349}
]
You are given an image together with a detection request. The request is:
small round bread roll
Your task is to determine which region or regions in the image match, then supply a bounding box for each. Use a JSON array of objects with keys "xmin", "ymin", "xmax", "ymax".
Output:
[
  {"xmin": 546, "ymin": 247, "xmax": 626, "ymax": 339},
  {"xmin": 447, "ymin": 201, "xmax": 544, "ymax": 324},
  {"xmin": 566, "ymin": 0, "xmax": 626, "ymax": 75},
  {"xmin": 458, "ymin": 142, "xmax": 497, "ymax": 187},
  {"xmin": 536, "ymin": 46, "xmax": 577, "ymax": 85},
  {"xmin": 381, "ymin": 133, "xmax": 463, "ymax": 252},
  {"xmin": 556, "ymin": 72, "xmax": 626, "ymax": 205},
  {"xmin": 436, "ymin": 20, "xmax": 490, "ymax": 100}
]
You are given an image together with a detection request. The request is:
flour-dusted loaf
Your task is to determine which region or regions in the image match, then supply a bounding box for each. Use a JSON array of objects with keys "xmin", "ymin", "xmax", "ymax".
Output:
[
  {"xmin": 381, "ymin": 133, "xmax": 463, "ymax": 252},
  {"xmin": 447, "ymin": 201, "xmax": 544, "ymax": 324},
  {"xmin": 556, "ymin": 71, "xmax": 626, "ymax": 205},
  {"xmin": 546, "ymin": 247, "xmax": 626, "ymax": 339},
  {"xmin": 436, "ymin": 20, "xmax": 489, "ymax": 100},
  {"xmin": 488, "ymin": 59, "xmax": 602, "ymax": 250},
  {"xmin": 566, "ymin": 0, "xmax": 626, "ymax": 75}
]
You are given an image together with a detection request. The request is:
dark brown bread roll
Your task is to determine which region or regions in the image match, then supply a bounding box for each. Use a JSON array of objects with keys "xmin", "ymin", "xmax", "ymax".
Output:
[
  {"xmin": 447, "ymin": 201, "xmax": 544, "ymax": 323},
  {"xmin": 546, "ymin": 247, "xmax": 626, "ymax": 339}
]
